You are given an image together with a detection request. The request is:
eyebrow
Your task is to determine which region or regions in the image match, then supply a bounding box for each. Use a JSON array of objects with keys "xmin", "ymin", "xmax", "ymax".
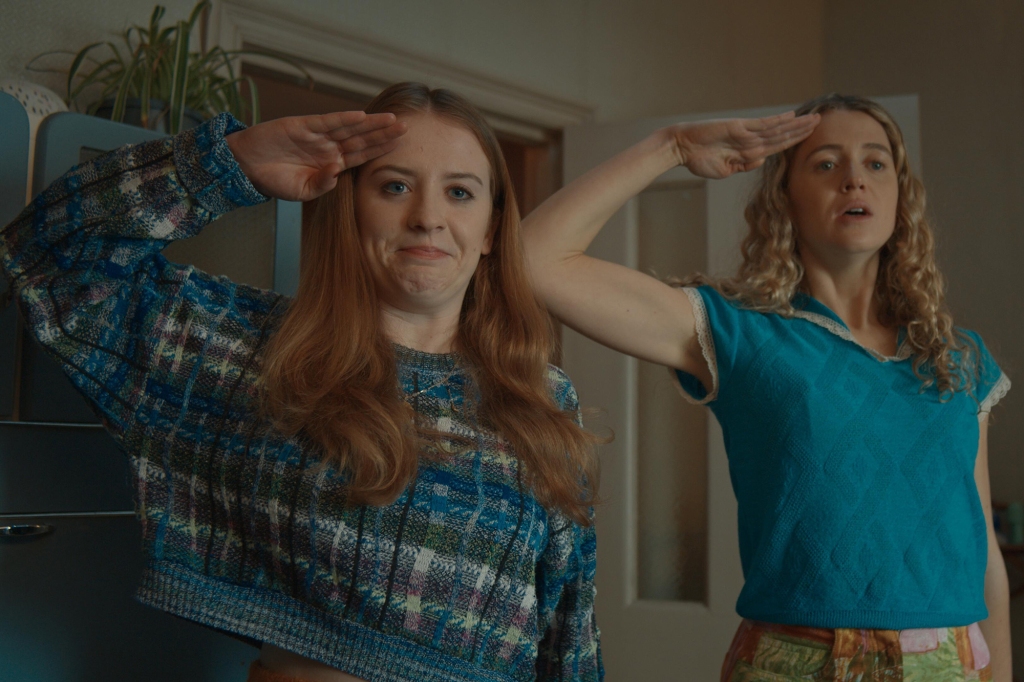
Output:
[
  {"xmin": 806, "ymin": 142, "xmax": 893, "ymax": 157},
  {"xmin": 369, "ymin": 164, "xmax": 486, "ymax": 186}
]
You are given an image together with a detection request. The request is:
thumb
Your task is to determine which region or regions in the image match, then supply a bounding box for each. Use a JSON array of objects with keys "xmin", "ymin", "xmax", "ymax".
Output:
[{"xmin": 309, "ymin": 163, "xmax": 343, "ymax": 196}]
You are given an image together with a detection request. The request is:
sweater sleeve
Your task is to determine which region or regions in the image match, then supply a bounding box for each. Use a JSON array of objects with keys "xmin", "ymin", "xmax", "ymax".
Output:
[
  {"xmin": 536, "ymin": 367, "xmax": 602, "ymax": 681},
  {"xmin": 0, "ymin": 113, "xmax": 276, "ymax": 439}
]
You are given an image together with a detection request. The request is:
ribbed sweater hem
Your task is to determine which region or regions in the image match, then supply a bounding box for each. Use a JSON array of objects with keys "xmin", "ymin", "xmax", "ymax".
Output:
[
  {"xmin": 739, "ymin": 608, "xmax": 989, "ymax": 630},
  {"xmin": 136, "ymin": 559, "xmax": 518, "ymax": 682}
]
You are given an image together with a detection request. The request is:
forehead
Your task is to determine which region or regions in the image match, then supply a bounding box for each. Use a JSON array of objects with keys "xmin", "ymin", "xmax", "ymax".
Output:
[
  {"xmin": 362, "ymin": 111, "xmax": 491, "ymax": 177},
  {"xmin": 797, "ymin": 109, "xmax": 892, "ymax": 156}
]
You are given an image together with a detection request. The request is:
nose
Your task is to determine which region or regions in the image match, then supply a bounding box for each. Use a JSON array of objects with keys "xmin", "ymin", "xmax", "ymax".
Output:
[
  {"xmin": 407, "ymin": 188, "xmax": 446, "ymax": 233},
  {"xmin": 841, "ymin": 165, "xmax": 866, "ymax": 192}
]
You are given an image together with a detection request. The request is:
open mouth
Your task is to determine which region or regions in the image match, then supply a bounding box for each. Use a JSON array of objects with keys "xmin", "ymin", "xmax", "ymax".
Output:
[{"xmin": 844, "ymin": 208, "xmax": 869, "ymax": 216}]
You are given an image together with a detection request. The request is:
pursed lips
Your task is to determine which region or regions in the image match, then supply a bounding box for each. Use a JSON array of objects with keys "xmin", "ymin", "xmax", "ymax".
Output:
[{"xmin": 398, "ymin": 245, "xmax": 449, "ymax": 260}]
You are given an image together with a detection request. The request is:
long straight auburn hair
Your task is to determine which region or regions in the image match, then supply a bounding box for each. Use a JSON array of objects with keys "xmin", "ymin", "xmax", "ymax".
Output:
[{"xmin": 260, "ymin": 83, "xmax": 600, "ymax": 524}]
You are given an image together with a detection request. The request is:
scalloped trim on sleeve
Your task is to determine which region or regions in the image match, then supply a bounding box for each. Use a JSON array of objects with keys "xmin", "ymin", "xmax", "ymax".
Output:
[
  {"xmin": 979, "ymin": 372, "xmax": 1011, "ymax": 415},
  {"xmin": 668, "ymin": 287, "xmax": 719, "ymax": 405}
]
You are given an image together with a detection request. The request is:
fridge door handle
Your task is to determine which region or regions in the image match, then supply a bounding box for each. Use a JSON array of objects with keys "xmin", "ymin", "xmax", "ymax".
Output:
[{"xmin": 0, "ymin": 524, "xmax": 55, "ymax": 538}]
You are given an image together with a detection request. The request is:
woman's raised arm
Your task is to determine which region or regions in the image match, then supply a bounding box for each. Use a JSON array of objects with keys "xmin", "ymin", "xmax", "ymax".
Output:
[
  {"xmin": 522, "ymin": 112, "xmax": 817, "ymax": 384},
  {"xmin": 0, "ymin": 111, "xmax": 404, "ymax": 436}
]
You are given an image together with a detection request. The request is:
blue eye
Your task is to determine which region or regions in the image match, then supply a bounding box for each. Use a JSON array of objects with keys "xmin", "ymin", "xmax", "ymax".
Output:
[
  {"xmin": 818, "ymin": 160, "xmax": 835, "ymax": 171},
  {"xmin": 870, "ymin": 161, "xmax": 886, "ymax": 171},
  {"xmin": 448, "ymin": 186, "xmax": 473, "ymax": 200},
  {"xmin": 383, "ymin": 181, "xmax": 408, "ymax": 194}
]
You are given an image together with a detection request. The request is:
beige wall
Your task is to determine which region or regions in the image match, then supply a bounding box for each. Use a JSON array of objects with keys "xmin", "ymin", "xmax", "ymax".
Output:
[
  {"xmin": 825, "ymin": 0, "xmax": 1024, "ymax": 675},
  {"xmin": 584, "ymin": 0, "xmax": 823, "ymax": 120},
  {"xmin": 0, "ymin": 0, "xmax": 200, "ymax": 97},
  {"xmin": 1, "ymin": 0, "xmax": 822, "ymax": 122}
]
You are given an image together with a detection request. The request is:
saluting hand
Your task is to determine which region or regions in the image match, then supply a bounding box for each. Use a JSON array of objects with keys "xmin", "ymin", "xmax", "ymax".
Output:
[
  {"xmin": 225, "ymin": 111, "xmax": 407, "ymax": 201},
  {"xmin": 670, "ymin": 111, "xmax": 819, "ymax": 179}
]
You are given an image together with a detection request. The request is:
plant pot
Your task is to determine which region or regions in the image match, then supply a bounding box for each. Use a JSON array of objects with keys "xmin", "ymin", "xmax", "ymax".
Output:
[{"xmin": 93, "ymin": 98, "xmax": 205, "ymax": 134}]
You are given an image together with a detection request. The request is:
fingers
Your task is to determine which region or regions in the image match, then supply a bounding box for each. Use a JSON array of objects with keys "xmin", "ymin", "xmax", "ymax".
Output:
[
  {"xmin": 745, "ymin": 110, "xmax": 796, "ymax": 132},
  {"xmin": 340, "ymin": 138, "xmax": 402, "ymax": 169},
  {"xmin": 325, "ymin": 112, "xmax": 403, "ymax": 140},
  {"xmin": 756, "ymin": 116, "xmax": 819, "ymax": 156},
  {"xmin": 338, "ymin": 121, "xmax": 407, "ymax": 152},
  {"xmin": 309, "ymin": 163, "xmax": 343, "ymax": 195},
  {"xmin": 741, "ymin": 158, "xmax": 767, "ymax": 172},
  {"xmin": 752, "ymin": 113, "xmax": 818, "ymax": 144},
  {"xmin": 731, "ymin": 112, "xmax": 818, "ymax": 164},
  {"xmin": 307, "ymin": 110, "xmax": 369, "ymax": 133}
]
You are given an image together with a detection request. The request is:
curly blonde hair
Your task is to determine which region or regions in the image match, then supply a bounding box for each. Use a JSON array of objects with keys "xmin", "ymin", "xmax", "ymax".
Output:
[{"xmin": 682, "ymin": 94, "xmax": 977, "ymax": 398}]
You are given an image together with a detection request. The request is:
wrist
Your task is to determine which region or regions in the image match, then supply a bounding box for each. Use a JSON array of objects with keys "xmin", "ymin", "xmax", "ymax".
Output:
[{"xmin": 649, "ymin": 126, "xmax": 686, "ymax": 172}]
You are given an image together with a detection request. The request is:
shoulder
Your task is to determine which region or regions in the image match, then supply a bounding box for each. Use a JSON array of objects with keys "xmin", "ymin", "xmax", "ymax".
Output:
[
  {"xmin": 546, "ymin": 364, "xmax": 580, "ymax": 413},
  {"xmin": 953, "ymin": 327, "xmax": 998, "ymax": 375},
  {"xmin": 954, "ymin": 327, "xmax": 1010, "ymax": 410},
  {"xmin": 956, "ymin": 327, "xmax": 987, "ymax": 351},
  {"xmin": 679, "ymin": 284, "xmax": 778, "ymax": 352},
  {"xmin": 682, "ymin": 284, "xmax": 767, "ymax": 323}
]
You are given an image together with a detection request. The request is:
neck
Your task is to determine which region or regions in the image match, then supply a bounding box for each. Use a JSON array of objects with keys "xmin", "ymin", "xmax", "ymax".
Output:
[
  {"xmin": 380, "ymin": 303, "xmax": 461, "ymax": 353},
  {"xmin": 800, "ymin": 248, "xmax": 882, "ymax": 332}
]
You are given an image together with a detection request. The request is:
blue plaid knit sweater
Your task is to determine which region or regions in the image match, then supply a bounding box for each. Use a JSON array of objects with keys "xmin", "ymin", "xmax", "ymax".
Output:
[{"xmin": 1, "ymin": 113, "xmax": 601, "ymax": 682}]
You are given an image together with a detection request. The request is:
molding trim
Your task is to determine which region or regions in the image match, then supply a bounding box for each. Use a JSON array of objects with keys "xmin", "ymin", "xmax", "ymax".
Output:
[{"xmin": 212, "ymin": 1, "xmax": 594, "ymax": 140}]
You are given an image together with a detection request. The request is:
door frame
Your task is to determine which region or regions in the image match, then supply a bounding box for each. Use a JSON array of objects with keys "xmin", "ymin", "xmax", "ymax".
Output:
[{"xmin": 210, "ymin": 1, "xmax": 594, "ymax": 142}]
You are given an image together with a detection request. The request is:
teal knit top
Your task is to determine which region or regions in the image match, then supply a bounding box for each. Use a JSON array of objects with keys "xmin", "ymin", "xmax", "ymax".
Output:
[
  {"xmin": 0, "ymin": 113, "xmax": 602, "ymax": 681},
  {"xmin": 674, "ymin": 285, "xmax": 1010, "ymax": 629}
]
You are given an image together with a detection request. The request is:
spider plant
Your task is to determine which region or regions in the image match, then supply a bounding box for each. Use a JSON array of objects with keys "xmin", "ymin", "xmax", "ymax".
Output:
[{"xmin": 29, "ymin": 0, "xmax": 310, "ymax": 134}]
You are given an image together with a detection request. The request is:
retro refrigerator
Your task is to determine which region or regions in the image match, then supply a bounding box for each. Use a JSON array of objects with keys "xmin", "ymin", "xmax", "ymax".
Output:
[{"xmin": 0, "ymin": 94, "xmax": 301, "ymax": 681}]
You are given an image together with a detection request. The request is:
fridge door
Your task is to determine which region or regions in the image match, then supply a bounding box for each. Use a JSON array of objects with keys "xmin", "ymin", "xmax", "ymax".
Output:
[{"xmin": 0, "ymin": 513, "xmax": 257, "ymax": 681}]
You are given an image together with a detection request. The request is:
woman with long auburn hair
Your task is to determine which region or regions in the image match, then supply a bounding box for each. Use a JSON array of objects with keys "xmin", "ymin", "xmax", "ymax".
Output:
[
  {"xmin": 522, "ymin": 94, "xmax": 1011, "ymax": 680},
  {"xmin": 2, "ymin": 82, "xmax": 602, "ymax": 681}
]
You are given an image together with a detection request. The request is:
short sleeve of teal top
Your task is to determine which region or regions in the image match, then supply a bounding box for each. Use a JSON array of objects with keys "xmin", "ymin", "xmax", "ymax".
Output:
[{"xmin": 673, "ymin": 285, "xmax": 1011, "ymax": 629}]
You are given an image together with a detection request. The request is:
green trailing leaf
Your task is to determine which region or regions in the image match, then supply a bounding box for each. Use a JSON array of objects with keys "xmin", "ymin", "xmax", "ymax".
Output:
[
  {"xmin": 186, "ymin": 0, "xmax": 210, "ymax": 30},
  {"xmin": 167, "ymin": 20, "xmax": 191, "ymax": 134},
  {"xmin": 66, "ymin": 42, "xmax": 106, "ymax": 100},
  {"xmin": 25, "ymin": 50, "xmax": 76, "ymax": 76},
  {"xmin": 68, "ymin": 58, "xmax": 120, "ymax": 102},
  {"xmin": 110, "ymin": 44, "xmax": 143, "ymax": 123},
  {"xmin": 140, "ymin": 56, "xmax": 154, "ymax": 129},
  {"xmin": 148, "ymin": 5, "xmax": 165, "ymax": 41}
]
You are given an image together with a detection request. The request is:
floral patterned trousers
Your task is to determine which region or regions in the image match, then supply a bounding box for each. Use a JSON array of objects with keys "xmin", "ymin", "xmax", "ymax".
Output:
[{"xmin": 722, "ymin": 619, "xmax": 992, "ymax": 681}]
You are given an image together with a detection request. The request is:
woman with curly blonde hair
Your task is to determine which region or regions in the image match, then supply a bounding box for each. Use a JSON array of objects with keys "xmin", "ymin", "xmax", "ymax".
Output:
[{"xmin": 523, "ymin": 94, "xmax": 1011, "ymax": 680}]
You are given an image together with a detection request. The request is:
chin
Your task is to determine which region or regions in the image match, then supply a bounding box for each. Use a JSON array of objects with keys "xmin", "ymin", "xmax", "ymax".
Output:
[{"xmin": 829, "ymin": 228, "xmax": 893, "ymax": 253}]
